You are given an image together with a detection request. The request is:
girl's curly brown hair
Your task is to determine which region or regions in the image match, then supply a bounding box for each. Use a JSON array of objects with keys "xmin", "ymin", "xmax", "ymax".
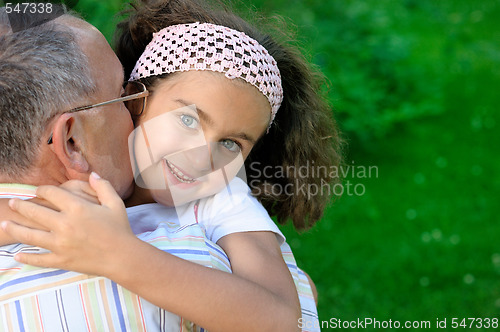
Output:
[{"xmin": 116, "ymin": 0, "xmax": 344, "ymax": 230}]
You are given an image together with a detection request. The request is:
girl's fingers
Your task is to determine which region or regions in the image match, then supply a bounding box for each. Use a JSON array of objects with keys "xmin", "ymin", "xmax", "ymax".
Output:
[
  {"xmin": 35, "ymin": 185, "xmax": 87, "ymax": 212},
  {"xmin": 60, "ymin": 180, "xmax": 96, "ymax": 196},
  {"xmin": 89, "ymin": 172, "xmax": 124, "ymax": 210},
  {"xmin": 14, "ymin": 252, "xmax": 57, "ymax": 269},
  {"xmin": 8, "ymin": 198, "xmax": 60, "ymax": 230},
  {"xmin": 59, "ymin": 180, "xmax": 99, "ymax": 204},
  {"xmin": 1, "ymin": 220, "xmax": 53, "ymax": 249}
]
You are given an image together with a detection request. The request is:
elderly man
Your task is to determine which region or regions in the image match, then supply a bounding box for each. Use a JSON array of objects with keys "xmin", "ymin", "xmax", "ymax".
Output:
[{"xmin": 0, "ymin": 8, "xmax": 230, "ymax": 331}]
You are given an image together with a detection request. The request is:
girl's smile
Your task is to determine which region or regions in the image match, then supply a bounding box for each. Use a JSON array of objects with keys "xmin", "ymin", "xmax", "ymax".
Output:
[{"xmin": 164, "ymin": 159, "xmax": 197, "ymax": 184}]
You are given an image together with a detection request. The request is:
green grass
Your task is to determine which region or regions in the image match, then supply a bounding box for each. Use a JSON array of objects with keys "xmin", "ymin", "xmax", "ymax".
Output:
[
  {"xmin": 75, "ymin": 0, "xmax": 500, "ymax": 328},
  {"xmin": 272, "ymin": 0, "xmax": 500, "ymax": 326},
  {"xmin": 74, "ymin": 0, "xmax": 129, "ymax": 44}
]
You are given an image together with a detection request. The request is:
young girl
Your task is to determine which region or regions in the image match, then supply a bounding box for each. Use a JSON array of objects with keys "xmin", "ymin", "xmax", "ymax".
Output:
[{"xmin": 3, "ymin": 0, "xmax": 342, "ymax": 331}]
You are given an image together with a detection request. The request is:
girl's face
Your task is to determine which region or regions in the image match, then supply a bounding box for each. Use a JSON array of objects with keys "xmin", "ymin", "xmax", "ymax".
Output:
[{"xmin": 129, "ymin": 70, "xmax": 271, "ymax": 206}]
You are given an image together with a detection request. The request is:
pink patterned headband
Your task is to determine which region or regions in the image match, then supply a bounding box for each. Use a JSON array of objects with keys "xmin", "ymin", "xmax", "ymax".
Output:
[{"xmin": 130, "ymin": 22, "xmax": 283, "ymax": 125}]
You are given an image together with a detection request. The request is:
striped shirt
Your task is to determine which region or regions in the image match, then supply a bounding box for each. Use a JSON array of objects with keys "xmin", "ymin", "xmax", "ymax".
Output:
[
  {"xmin": 0, "ymin": 184, "xmax": 230, "ymax": 332},
  {"xmin": 281, "ymin": 243, "xmax": 320, "ymax": 332}
]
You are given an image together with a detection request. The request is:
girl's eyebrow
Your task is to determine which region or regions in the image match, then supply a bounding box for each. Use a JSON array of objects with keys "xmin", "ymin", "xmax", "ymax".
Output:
[
  {"xmin": 231, "ymin": 132, "xmax": 257, "ymax": 145},
  {"xmin": 175, "ymin": 98, "xmax": 214, "ymax": 126},
  {"xmin": 174, "ymin": 98, "xmax": 258, "ymax": 145}
]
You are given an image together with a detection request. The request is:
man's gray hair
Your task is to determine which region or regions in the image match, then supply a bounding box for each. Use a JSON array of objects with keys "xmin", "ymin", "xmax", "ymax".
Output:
[{"xmin": 0, "ymin": 11, "xmax": 96, "ymax": 177}]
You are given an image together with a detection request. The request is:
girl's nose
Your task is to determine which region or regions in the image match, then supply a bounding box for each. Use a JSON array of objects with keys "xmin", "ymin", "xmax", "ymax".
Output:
[
  {"xmin": 181, "ymin": 142, "xmax": 240, "ymax": 175},
  {"xmin": 182, "ymin": 144, "xmax": 213, "ymax": 174}
]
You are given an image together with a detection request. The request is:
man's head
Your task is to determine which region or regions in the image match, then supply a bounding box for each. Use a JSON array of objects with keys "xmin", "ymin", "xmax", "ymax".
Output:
[{"xmin": 0, "ymin": 10, "xmax": 134, "ymax": 198}]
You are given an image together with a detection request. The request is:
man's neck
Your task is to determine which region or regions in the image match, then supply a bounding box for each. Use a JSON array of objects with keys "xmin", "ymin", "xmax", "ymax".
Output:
[
  {"xmin": 0, "ymin": 157, "xmax": 68, "ymax": 187},
  {"xmin": 0, "ymin": 171, "xmax": 61, "ymax": 187}
]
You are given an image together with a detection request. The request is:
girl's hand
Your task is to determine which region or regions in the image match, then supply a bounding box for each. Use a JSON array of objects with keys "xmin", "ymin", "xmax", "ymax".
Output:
[
  {"xmin": 58, "ymin": 179, "xmax": 101, "ymax": 205},
  {"xmin": 0, "ymin": 179, "xmax": 100, "ymax": 246},
  {"xmin": 1, "ymin": 173, "xmax": 136, "ymax": 277}
]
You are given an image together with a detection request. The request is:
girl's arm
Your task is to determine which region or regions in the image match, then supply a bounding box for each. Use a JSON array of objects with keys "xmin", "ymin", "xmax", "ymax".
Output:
[
  {"xmin": 1, "ymin": 174, "xmax": 301, "ymax": 332},
  {"xmin": 217, "ymin": 231, "xmax": 301, "ymax": 321}
]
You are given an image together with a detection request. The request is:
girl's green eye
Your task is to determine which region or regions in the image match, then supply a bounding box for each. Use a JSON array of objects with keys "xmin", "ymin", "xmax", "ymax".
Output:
[
  {"xmin": 181, "ymin": 114, "xmax": 198, "ymax": 129},
  {"xmin": 220, "ymin": 139, "xmax": 240, "ymax": 153}
]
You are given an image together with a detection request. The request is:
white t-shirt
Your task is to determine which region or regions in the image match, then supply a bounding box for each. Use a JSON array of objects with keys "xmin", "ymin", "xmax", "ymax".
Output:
[{"xmin": 128, "ymin": 177, "xmax": 285, "ymax": 245}]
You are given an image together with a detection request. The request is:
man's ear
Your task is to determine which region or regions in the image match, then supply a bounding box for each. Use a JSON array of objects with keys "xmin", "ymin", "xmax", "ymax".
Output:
[{"xmin": 50, "ymin": 113, "xmax": 90, "ymax": 178}]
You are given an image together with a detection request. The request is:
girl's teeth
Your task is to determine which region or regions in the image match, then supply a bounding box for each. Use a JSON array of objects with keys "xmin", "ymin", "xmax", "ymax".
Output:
[{"xmin": 166, "ymin": 160, "xmax": 195, "ymax": 183}]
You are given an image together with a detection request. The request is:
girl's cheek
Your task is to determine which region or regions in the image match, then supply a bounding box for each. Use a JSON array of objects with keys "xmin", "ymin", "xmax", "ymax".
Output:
[{"xmin": 151, "ymin": 189, "xmax": 175, "ymax": 207}]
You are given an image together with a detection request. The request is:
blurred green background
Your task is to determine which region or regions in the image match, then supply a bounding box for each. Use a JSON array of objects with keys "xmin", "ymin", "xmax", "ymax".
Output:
[{"xmin": 74, "ymin": 0, "xmax": 500, "ymax": 328}]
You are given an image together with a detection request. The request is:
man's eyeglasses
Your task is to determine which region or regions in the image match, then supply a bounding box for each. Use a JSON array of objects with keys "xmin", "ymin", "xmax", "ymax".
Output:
[{"xmin": 47, "ymin": 81, "xmax": 149, "ymax": 144}]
